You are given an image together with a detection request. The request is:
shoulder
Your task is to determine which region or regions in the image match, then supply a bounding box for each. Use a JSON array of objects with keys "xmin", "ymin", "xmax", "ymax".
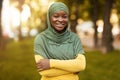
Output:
[{"xmin": 34, "ymin": 32, "xmax": 45, "ymax": 44}]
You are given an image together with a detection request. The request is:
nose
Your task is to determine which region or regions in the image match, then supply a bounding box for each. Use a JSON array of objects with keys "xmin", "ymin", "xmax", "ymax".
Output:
[{"xmin": 58, "ymin": 17, "xmax": 63, "ymax": 22}]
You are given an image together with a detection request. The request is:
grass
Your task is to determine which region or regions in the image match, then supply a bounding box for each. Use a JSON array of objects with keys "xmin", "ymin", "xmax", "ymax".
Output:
[
  {"xmin": 0, "ymin": 38, "xmax": 120, "ymax": 80},
  {"xmin": 0, "ymin": 38, "xmax": 40, "ymax": 80},
  {"xmin": 79, "ymin": 50, "xmax": 120, "ymax": 80}
]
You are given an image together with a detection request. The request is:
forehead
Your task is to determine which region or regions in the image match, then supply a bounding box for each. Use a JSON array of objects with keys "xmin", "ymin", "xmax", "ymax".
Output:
[{"xmin": 52, "ymin": 11, "xmax": 68, "ymax": 15}]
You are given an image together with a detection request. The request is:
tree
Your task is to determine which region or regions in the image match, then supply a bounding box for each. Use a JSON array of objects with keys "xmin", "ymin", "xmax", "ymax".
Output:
[
  {"xmin": 102, "ymin": 0, "xmax": 114, "ymax": 53},
  {"xmin": 10, "ymin": 0, "xmax": 25, "ymax": 40},
  {"xmin": 70, "ymin": 1, "xmax": 79, "ymax": 33},
  {"xmin": 90, "ymin": 0, "xmax": 99, "ymax": 48},
  {"xmin": 17, "ymin": 0, "xmax": 25, "ymax": 40},
  {"xmin": 0, "ymin": 0, "xmax": 4, "ymax": 50}
]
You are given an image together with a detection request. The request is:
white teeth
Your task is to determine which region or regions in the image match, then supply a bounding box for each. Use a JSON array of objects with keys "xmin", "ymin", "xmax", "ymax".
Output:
[
  {"xmin": 56, "ymin": 23, "xmax": 64, "ymax": 25},
  {"xmin": 56, "ymin": 24, "xmax": 64, "ymax": 26}
]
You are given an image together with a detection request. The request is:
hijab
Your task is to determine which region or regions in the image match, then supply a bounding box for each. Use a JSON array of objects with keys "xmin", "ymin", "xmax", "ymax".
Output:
[{"xmin": 43, "ymin": 2, "xmax": 70, "ymax": 43}]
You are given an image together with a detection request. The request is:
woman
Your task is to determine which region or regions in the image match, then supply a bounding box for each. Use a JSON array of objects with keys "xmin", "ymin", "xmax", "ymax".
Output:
[{"xmin": 34, "ymin": 2, "xmax": 86, "ymax": 80}]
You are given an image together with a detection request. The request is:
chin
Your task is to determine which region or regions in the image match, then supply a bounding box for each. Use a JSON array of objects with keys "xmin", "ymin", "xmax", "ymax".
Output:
[{"xmin": 57, "ymin": 28, "xmax": 64, "ymax": 31}]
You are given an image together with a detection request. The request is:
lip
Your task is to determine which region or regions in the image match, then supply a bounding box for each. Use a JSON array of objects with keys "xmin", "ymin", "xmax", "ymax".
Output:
[
  {"xmin": 56, "ymin": 23, "xmax": 65, "ymax": 26},
  {"xmin": 56, "ymin": 24, "xmax": 64, "ymax": 27},
  {"xmin": 55, "ymin": 24, "xmax": 65, "ymax": 27}
]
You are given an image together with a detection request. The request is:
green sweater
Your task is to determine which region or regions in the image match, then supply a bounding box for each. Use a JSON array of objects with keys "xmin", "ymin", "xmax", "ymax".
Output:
[{"xmin": 34, "ymin": 31, "xmax": 84, "ymax": 59}]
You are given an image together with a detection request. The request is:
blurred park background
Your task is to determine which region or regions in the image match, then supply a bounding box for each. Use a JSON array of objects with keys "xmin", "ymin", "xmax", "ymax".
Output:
[{"xmin": 0, "ymin": 0, "xmax": 120, "ymax": 80}]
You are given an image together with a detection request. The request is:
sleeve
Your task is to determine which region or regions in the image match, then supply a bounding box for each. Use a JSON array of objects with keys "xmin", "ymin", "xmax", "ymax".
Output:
[
  {"xmin": 39, "ymin": 68, "xmax": 70, "ymax": 77},
  {"xmin": 50, "ymin": 54, "xmax": 86, "ymax": 72},
  {"xmin": 34, "ymin": 55, "xmax": 71, "ymax": 77}
]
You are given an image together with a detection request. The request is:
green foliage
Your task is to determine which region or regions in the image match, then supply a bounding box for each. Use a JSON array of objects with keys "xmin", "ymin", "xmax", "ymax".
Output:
[
  {"xmin": 115, "ymin": 0, "xmax": 120, "ymax": 13},
  {"xmin": 0, "ymin": 38, "xmax": 120, "ymax": 80}
]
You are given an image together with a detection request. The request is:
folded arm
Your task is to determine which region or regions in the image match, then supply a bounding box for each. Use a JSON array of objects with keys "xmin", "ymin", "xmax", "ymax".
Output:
[
  {"xmin": 34, "ymin": 54, "xmax": 86, "ymax": 76},
  {"xmin": 34, "ymin": 55, "xmax": 70, "ymax": 77},
  {"xmin": 50, "ymin": 54, "xmax": 86, "ymax": 72}
]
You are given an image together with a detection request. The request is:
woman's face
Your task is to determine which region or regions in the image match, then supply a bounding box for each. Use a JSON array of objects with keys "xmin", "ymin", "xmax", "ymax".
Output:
[{"xmin": 50, "ymin": 11, "xmax": 68, "ymax": 33}]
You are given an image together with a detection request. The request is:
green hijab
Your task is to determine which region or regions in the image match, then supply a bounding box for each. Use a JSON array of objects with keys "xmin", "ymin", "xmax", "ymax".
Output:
[
  {"xmin": 34, "ymin": 2, "xmax": 84, "ymax": 60},
  {"xmin": 44, "ymin": 2, "xmax": 70, "ymax": 43}
]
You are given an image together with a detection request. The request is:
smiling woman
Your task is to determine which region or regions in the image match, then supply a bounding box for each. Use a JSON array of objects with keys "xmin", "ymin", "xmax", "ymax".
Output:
[{"xmin": 34, "ymin": 2, "xmax": 86, "ymax": 80}]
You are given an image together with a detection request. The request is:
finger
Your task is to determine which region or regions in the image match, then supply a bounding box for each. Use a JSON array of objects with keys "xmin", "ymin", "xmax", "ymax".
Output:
[
  {"xmin": 37, "ymin": 68, "xmax": 43, "ymax": 72},
  {"xmin": 36, "ymin": 60, "xmax": 42, "ymax": 64},
  {"xmin": 36, "ymin": 65, "xmax": 42, "ymax": 69},
  {"xmin": 36, "ymin": 62, "xmax": 42, "ymax": 66},
  {"xmin": 36, "ymin": 61, "xmax": 41, "ymax": 65}
]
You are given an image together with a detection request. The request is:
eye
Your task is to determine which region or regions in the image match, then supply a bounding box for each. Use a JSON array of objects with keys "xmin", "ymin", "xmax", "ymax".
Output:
[
  {"xmin": 62, "ymin": 15, "xmax": 68, "ymax": 18},
  {"xmin": 53, "ymin": 14, "xmax": 59, "ymax": 18}
]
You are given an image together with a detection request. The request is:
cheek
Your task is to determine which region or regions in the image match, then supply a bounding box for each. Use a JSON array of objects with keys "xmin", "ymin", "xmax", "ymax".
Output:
[
  {"xmin": 50, "ymin": 18, "xmax": 55, "ymax": 26},
  {"xmin": 64, "ymin": 19, "xmax": 68, "ymax": 24},
  {"xmin": 50, "ymin": 17, "xmax": 57, "ymax": 23}
]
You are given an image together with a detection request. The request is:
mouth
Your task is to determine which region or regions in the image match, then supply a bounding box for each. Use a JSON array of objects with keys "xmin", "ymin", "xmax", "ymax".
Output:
[
  {"xmin": 56, "ymin": 23, "xmax": 66, "ymax": 27},
  {"xmin": 56, "ymin": 24, "xmax": 64, "ymax": 27}
]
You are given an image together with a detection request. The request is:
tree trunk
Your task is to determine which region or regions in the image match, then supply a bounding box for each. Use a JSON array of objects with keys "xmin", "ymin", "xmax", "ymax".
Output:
[
  {"xmin": 0, "ymin": 0, "xmax": 4, "ymax": 50},
  {"xmin": 102, "ymin": 0, "xmax": 114, "ymax": 53},
  {"xmin": 70, "ymin": 3, "xmax": 79, "ymax": 33},
  {"xmin": 18, "ymin": 0, "xmax": 25, "ymax": 41},
  {"xmin": 93, "ymin": 0, "xmax": 99, "ymax": 48}
]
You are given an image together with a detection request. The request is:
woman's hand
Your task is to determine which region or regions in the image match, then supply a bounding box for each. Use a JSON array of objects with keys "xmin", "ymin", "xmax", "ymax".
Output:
[{"xmin": 36, "ymin": 59, "xmax": 50, "ymax": 71}]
